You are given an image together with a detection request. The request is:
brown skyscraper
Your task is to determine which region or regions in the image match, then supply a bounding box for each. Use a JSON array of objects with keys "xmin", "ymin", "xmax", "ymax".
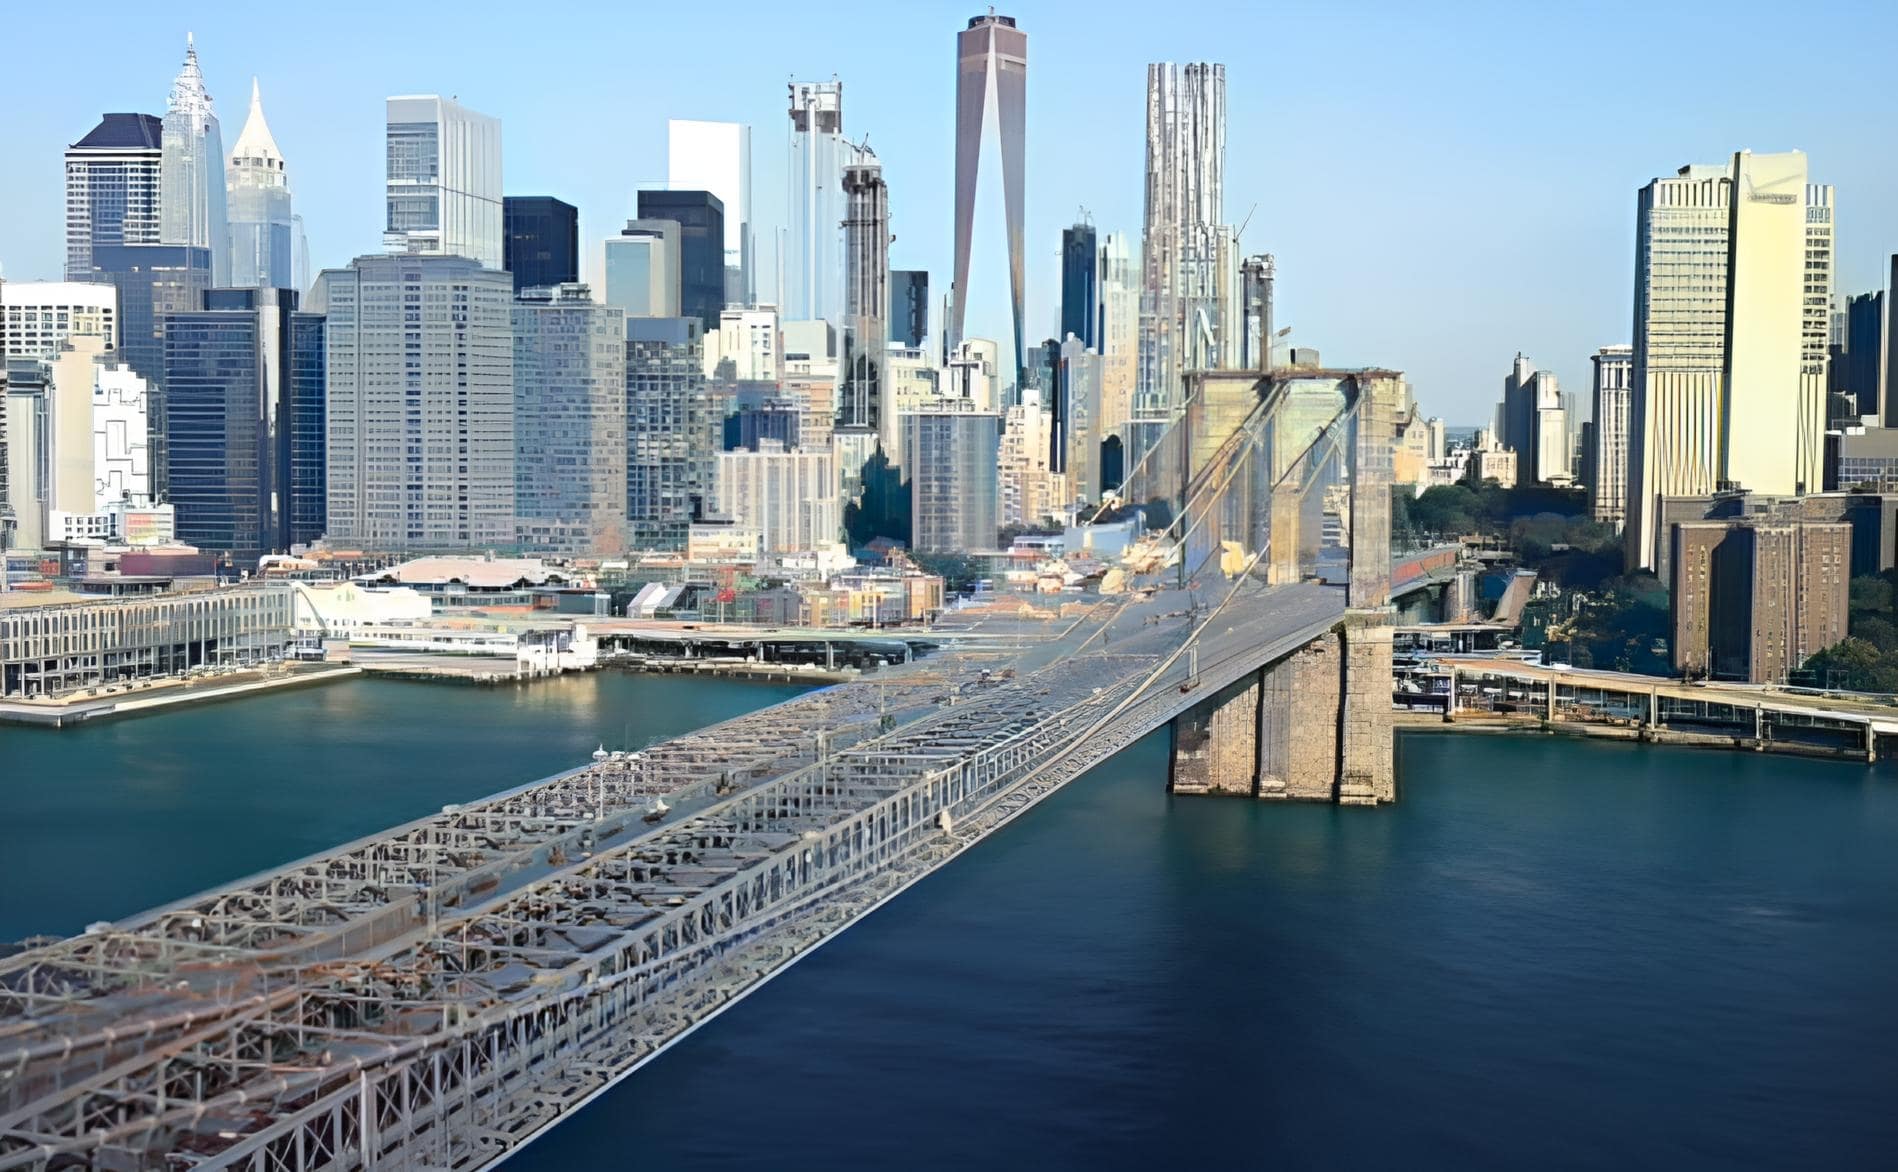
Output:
[{"xmin": 1671, "ymin": 519, "xmax": 1850, "ymax": 683}]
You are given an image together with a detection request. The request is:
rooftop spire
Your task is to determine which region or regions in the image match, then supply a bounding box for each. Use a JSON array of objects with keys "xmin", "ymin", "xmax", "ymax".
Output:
[
  {"xmin": 168, "ymin": 32, "xmax": 214, "ymax": 117},
  {"xmin": 229, "ymin": 76, "xmax": 284, "ymax": 170}
]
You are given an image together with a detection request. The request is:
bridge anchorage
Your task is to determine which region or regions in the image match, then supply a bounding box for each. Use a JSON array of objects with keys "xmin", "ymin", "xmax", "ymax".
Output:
[{"xmin": 0, "ymin": 368, "xmax": 1401, "ymax": 1170}]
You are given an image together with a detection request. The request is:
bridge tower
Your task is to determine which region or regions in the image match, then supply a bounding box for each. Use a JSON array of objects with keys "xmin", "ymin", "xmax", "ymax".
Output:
[{"xmin": 1167, "ymin": 369, "xmax": 1398, "ymax": 804}]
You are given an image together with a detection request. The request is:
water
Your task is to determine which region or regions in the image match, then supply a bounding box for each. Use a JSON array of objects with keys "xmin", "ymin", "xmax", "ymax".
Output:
[{"xmin": 4, "ymin": 682, "xmax": 1896, "ymax": 1168}]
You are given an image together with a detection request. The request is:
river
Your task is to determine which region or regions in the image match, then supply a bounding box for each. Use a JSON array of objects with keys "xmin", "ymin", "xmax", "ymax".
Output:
[{"xmin": 3, "ymin": 675, "xmax": 1895, "ymax": 1169}]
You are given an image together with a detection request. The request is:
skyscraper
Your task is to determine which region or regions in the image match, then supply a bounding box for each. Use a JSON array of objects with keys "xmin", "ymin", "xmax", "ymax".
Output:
[
  {"xmin": 906, "ymin": 402, "xmax": 1000, "ymax": 552},
  {"xmin": 162, "ymin": 288, "xmax": 300, "ymax": 562},
  {"xmin": 667, "ymin": 120, "xmax": 753, "ymax": 306},
  {"xmin": 840, "ymin": 148, "xmax": 890, "ymax": 446},
  {"xmin": 160, "ymin": 36, "xmax": 231, "ymax": 286},
  {"xmin": 1625, "ymin": 150, "xmax": 1828, "ymax": 570},
  {"xmin": 786, "ymin": 81, "xmax": 845, "ymax": 325},
  {"xmin": 1138, "ymin": 62, "xmax": 1226, "ymax": 420},
  {"xmin": 625, "ymin": 316, "xmax": 717, "ymax": 550},
  {"xmin": 1097, "ymin": 232, "xmax": 1138, "ymax": 441},
  {"xmin": 1838, "ymin": 291, "xmax": 1886, "ymax": 421},
  {"xmin": 599, "ymin": 220, "xmax": 681, "ymax": 317},
  {"xmin": 949, "ymin": 13, "xmax": 1027, "ymax": 384},
  {"xmin": 890, "ymin": 270, "xmax": 929, "ymax": 348},
  {"xmin": 225, "ymin": 79, "xmax": 295, "ymax": 291},
  {"xmin": 383, "ymin": 96, "xmax": 503, "ymax": 268},
  {"xmin": 288, "ymin": 308, "xmax": 325, "ymax": 546},
  {"xmin": 636, "ymin": 190, "xmax": 725, "ymax": 332},
  {"xmin": 318, "ymin": 254, "xmax": 516, "ymax": 549},
  {"xmin": 503, "ymin": 196, "xmax": 579, "ymax": 293},
  {"xmin": 1588, "ymin": 345, "xmax": 1633, "ymax": 528},
  {"xmin": 64, "ymin": 114, "xmax": 164, "ymax": 281},
  {"xmin": 1061, "ymin": 220, "xmax": 1099, "ymax": 351},
  {"xmin": 513, "ymin": 285, "xmax": 628, "ymax": 554}
]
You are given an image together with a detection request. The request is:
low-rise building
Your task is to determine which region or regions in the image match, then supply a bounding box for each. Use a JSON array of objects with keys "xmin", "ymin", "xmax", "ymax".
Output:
[{"xmin": 353, "ymin": 556, "xmax": 582, "ymax": 611}]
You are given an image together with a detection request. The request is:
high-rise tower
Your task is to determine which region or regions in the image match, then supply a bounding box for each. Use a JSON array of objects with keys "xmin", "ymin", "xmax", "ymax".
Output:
[
  {"xmin": 226, "ymin": 79, "xmax": 296, "ymax": 290},
  {"xmin": 786, "ymin": 81, "xmax": 845, "ymax": 325},
  {"xmin": 840, "ymin": 147, "xmax": 890, "ymax": 447},
  {"xmin": 161, "ymin": 35, "xmax": 230, "ymax": 286},
  {"xmin": 1137, "ymin": 62, "xmax": 1226, "ymax": 420},
  {"xmin": 383, "ymin": 96, "xmax": 503, "ymax": 269},
  {"xmin": 65, "ymin": 114, "xmax": 164, "ymax": 281},
  {"xmin": 949, "ymin": 12, "xmax": 1027, "ymax": 386}
]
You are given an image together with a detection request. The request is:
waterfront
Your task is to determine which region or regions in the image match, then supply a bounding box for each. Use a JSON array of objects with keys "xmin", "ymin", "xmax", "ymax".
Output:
[{"xmin": 3, "ymin": 681, "xmax": 1895, "ymax": 1168}]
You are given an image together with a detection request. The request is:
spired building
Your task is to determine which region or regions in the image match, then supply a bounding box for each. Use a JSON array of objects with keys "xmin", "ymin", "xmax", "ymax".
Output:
[
  {"xmin": 949, "ymin": 12, "xmax": 1028, "ymax": 385},
  {"xmin": 636, "ymin": 190, "xmax": 725, "ymax": 333},
  {"xmin": 786, "ymin": 80, "xmax": 846, "ymax": 325},
  {"xmin": 161, "ymin": 288, "xmax": 311, "ymax": 563},
  {"xmin": 384, "ymin": 96, "xmax": 503, "ymax": 269},
  {"xmin": 503, "ymin": 196, "xmax": 579, "ymax": 295},
  {"xmin": 512, "ymin": 285, "xmax": 627, "ymax": 554},
  {"xmin": 160, "ymin": 36, "xmax": 231, "ymax": 286},
  {"xmin": 64, "ymin": 113, "xmax": 164, "ymax": 281},
  {"xmin": 225, "ymin": 79, "xmax": 295, "ymax": 291},
  {"xmin": 318, "ymin": 254, "xmax": 516, "ymax": 550}
]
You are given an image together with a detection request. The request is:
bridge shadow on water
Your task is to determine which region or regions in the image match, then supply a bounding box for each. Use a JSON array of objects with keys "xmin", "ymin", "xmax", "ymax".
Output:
[{"xmin": 509, "ymin": 729, "xmax": 1898, "ymax": 1171}]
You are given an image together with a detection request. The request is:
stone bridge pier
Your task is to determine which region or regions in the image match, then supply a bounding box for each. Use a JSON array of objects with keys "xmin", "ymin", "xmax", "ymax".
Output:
[{"xmin": 1169, "ymin": 610, "xmax": 1395, "ymax": 804}]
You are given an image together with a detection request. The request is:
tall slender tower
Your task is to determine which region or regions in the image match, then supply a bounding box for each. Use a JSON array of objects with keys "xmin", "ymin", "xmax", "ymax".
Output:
[
  {"xmin": 226, "ymin": 79, "xmax": 296, "ymax": 290},
  {"xmin": 161, "ymin": 34, "xmax": 231, "ymax": 286},
  {"xmin": 840, "ymin": 147, "xmax": 890, "ymax": 447},
  {"xmin": 949, "ymin": 12, "xmax": 1027, "ymax": 386},
  {"xmin": 1137, "ymin": 62, "xmax": 1225, "ymax": 421},
  {"xmin": 786, "ymin": 81, "xmax": 845, "ymax": 324}
]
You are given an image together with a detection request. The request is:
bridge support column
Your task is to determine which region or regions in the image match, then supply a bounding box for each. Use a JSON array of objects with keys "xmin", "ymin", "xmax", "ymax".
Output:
[
  {"xmin": 1257, "ymin": 636, "xmax": 1342, "ymax": 799},
  {"xmin": 1170, "ymin": 671, "xmax": 1262, "ymax": 795},
  {"xmin": 1338, "ymin": 610, "xmax": 1396, "ymax": 805},
  {"xmin": 1267, "ymin": 483, "xmax": 1301, "ymax": 584}
]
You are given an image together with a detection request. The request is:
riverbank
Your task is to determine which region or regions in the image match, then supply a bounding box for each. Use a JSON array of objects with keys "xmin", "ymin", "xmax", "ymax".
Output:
[
  {"xmin": 1395, "ymin": 708, "xmax": 1882, "ymax": 762},
  {"xmin": 0, "ymin": 663, "xmax": 360, "ymax": 728}
]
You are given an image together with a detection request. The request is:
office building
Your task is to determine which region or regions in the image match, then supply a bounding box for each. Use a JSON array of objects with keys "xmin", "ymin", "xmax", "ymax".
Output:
[
  {"xmin": 1838, "ymin": 291, "xmax": 1886, "ymax": 420},
  {"xmin": 716, "ymin": 440, "xmax": 837, "ymax": 552},
  {"xmin": 906, "ymin": 401, "xmax": 1000, "ymax": 552},
  {"xmin": 1061, "ymin": 220, "xmax": 1099, "ymax": 351},
  {"xmin": 841, "ymin": 149, "xmax": 890, "ymax": 443},
  {"xmin": 1497, "ymin": 353, "xmax": 1569, "ymax": 485},
  {"xmin": 88, "ymin": 243, "xmax": 213, "ymax": 496},
  {"xmin": 160, "ymin": 36, "xmax": 230, "ymax": 286},
  {"xmin": 599, "ymin": 219, "xmax": 681, "ymax": 317},
  {"xmin": 999, "ymin": 397, "xmax": 1064, "ymax": 527},
  {"xmin": 1098, "ymin": 232, "xmax": 1138, "ymax": 440},
  {"xmin": 949, "ymin": 12, "xmax": 1028, "ymax": 383},
  {"xmin": 1, "ymin": 283, "xmax": 118, "ymax": 362},
  {"xmin": 1671, "ymin": 519, "xmax": 1849, "ymax": 684},
  {"xmin": 710, "ymin": 308, "xmax": 779, "ymax": 382},
  {"xmin": 513, "ymin": 285, "xmax": 627, "ymax": 554},
  {"xmin": 162, "ymin": 288, "xmax": 302, "ymax": 563},
  {"xmin": 503, "ymin": 196, "xmax": 579, "ymax": 294},
  {"xmin": 1589, "ymin": 345, "xmax": 1633, "ymax": 527},
  {"xmin": 637, "ymin": 189, "xmax": 725, "ymax": 332},
  {"xmin": 1057, "ymin": 336, "xmax": 1104, "ymax": 501},
  {"xmin": 383, "ymin": 95, "xmax": 503, "ymax": 268},
  {"xmin": 626, "ymin": 317, "xmax": 717, "ymax": 550},
  {"xmin": 226, "ymin": 79, "xmax": 296, "ymax": 291},
  {"xmin": 288, "ymin": 309, "xmax": 325, "ymax": 545},
  {"xmin": 786, "ymin": 80, "xmax": 846, "ymax": 325},
  {"xmin": 667, "ymin": 120, "xmax": 753, "ymax": 305},
  {"xmin": 784, "ymin": 321, "xmax": 840, "ymax": 452},
  {"xmin": 319, "ymin": 254, "xmax": 516, "ymax": 549},
  {"xmin": 65, "ymin": 113, "xmax": 164, "ymax": 281},
  {"xmin": 1626, "ymin": 151, "xmax": 1830, "ymax": 570},
  {"xmin": 891, "ymin": 270, "xmax": 929, "ymax": 349},
  {"xmin": 1137, "ymin": 62, "xmax": 1226, "ymax": 420}
]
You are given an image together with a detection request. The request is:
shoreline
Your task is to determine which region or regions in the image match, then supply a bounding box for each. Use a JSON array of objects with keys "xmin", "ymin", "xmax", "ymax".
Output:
[
  {"xmin": 0, "ymin": 665, "xmax": 361, "ymax": 728},
  {"xmin": 1395, "ymin": 710, "xmax": 1879, "ymax": 763}
]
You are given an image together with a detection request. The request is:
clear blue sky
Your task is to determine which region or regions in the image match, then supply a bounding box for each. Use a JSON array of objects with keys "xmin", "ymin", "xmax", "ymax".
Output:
[{"xmin": 3, "ymin": 0, "xmax": 1894, "ymax": 426}]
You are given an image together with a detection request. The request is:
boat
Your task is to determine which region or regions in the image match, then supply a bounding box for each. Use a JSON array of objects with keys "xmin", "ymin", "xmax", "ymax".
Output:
[{"xmin": 642, "ymin": 798, "xmax": 671, "ymax": 824}]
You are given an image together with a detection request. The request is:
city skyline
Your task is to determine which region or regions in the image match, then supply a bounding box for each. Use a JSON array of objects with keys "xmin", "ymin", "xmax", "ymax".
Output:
[{"xmin": 1, "ymin": 0, "xmax": 1897, "ymax": 426}]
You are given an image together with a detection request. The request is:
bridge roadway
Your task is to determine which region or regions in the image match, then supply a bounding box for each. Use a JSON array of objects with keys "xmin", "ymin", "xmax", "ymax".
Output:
[{"xmin": 0, "ymin": 579, "xmax": 1345, "ymax": 1171}]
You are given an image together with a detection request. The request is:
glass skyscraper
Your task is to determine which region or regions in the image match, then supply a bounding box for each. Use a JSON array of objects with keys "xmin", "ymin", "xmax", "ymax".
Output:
[
  {"xmin": 636, "ymin": 190, "xmax": 725, "ymax": 333},
  {"xmin": 890, "ymin": 270, "xmax": 929, "ymax": 349},
  {"xmin": 384, "ymin": 96, "xmax": 503, "ymax": 268},
  {"xmin": 1061, "ymin": 221, "xmax": 1099, "ymax": 350},
  {"xmin": 513, "ymin": 285, "xmax": 627, "ymax": 553},
  {"xmin": 226, "ymin": 80, "xmax": 296, "ymax": 291},
  {"xmin": 503, "ymin": 196, "xmax": 579, "ymax": 294},
  {"xmin": 160, "ymin": 36, "xmax": 230, "ymax": 286},
  {"xmin": 64, "ymin": 114, "xmax": 164, "ymax": 281},
  {"xmin": 786, "ymin": 81, "xmax": 845, "ymax": 325},
  {"xmin": 288, "ymin": 310, "xmax": 326, "ymax": 546},
  {"xmin": 600, "ymin": 220, "xmax": 680, "ymax": 317}
]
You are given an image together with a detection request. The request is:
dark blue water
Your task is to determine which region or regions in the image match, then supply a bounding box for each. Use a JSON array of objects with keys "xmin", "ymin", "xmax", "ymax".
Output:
[{"xmin": 5, "ymin": 681, "xmax": 1896, "ymax": 1169}]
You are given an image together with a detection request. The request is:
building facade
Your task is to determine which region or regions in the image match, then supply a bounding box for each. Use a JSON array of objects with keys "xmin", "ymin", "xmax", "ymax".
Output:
[
  {"xmin": 225, "ymin": 80, "xmax": 296, "ymax": 291},
  {"xmin": 1588, "ymin": 344, "xmax": 1633, "ymax": 527},
  {"xmin": 667, "ymin": 120, "xmax": 753, "ymax": 305},
  {"xmin": 503, "ymin": 196, "xmax": 579, "ymax": 294},
  {"xmin": 1838, "ymin": 291, "xmax": 1886, "ymax": 420},
  {"xmin": 949, "ymin": 12, "xmax": 1028, "ymax": 383},
  {"xmin": 288, "ymin": 310, "xmax": 325, "ymax": 546},
  {"xmin": 716, "ymin": 440, "xmax": 838, "ymax": 553},
  {"xmin": 1137, "ymin": 62, "xmax": 1226, "ymax": 421},
  {"xmin": 65, "ymin": 113, "xmax": 164, "ymax": 281},
  {"xmin": 88, "ymin": 243, "xmax": 213, "ymax": 497},
  {"xmin": 1061, "ymin": 220, "xmax": 1100, "ymax": 351},
  {"xmin": 636, "ymin": 189, "xmax": 725, "ymax": 332},
  {"xmin": 1671, "ymin": 519, "xmax": 1850, "ymax": 684},
  {"xmin": 841, "ymin": 150, "xmax": 890, "ymax": 445},
  {"xmin": 0, "ymin": 283, "xmax": 118, "ymax": 362},
  {"xmin": 319, "ymin": 254, "xmax": 516, "ymax": 550},
  {"xmin": 626, "ymin": 317, "xmax": 716, "ymax": 550},
  {"xmin": 599, "ymin": 220, "xmax": 680, "ymax": 317},
  {"xmin": 786, "ymin": 80, "xmax": 846, "ymax": 325},
  {"xmin": 384, "ymin": 96, "xmax": 503, "ymax": 268},
  {"xmin": 891, "ymin": 270, "xmax": 929, "ymax": 349},
  {"xmin": 512, "ymin": 285, "xmax": 627, "ymax": 554},
  {"xmin": 1097, "ymin": 231, "xmax": 1139, "ymax": 443},
  {"xmin": 905, "ymin": 402, "xmax": 1000, "ymax": 552}
]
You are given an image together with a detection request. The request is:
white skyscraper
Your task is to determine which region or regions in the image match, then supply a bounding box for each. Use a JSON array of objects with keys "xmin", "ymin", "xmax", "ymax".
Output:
[
  {"xmin": 160, "ymin": 35, "xmax": 231, "ymax": 286},
  {"xmin": 1625, "ymin": 150, "xmax": 1827, "ymax": 570},
  {"xmin": 716, "ymin": 440, "xmax": 838, "ymax": 553},
  {"xmin": 786, "ymin": 81, "xmax": 845, "ymax": 325},
  {"xmin": 668, "ymin": 120, "xmax": 753, "ymax": 306},
  {"xmin": 226, "ymin": 79, "xmax": 296, "ymax": 290},
  {"xmin": 1588, "ymin": 345, "xmax": 1633, "ymax": 528},
  {"xmin": 1137, "ymin": 62, "xmax": 1226, "ymax": 420},
  {"xmin": 383, "ymin": 96, "xmax": 503, "ymax": 269}
]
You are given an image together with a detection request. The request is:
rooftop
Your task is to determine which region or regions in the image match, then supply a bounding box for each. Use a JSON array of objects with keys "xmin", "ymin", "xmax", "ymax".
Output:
[
  {"xmin": 71, "ymin": 113, "xmax": 163, "ymax": 152},
  {"xmin": 356, "ymin": 557, "xmax": 578, "ymax": 590}
]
